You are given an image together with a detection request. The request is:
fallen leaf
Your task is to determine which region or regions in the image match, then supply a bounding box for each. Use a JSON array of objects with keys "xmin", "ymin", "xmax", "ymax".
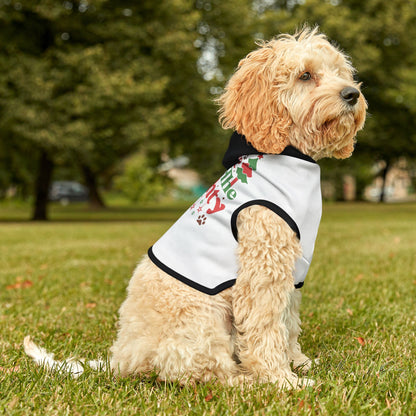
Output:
[
  {"xmin": 346, "ymin": 308, "xmax": 353, "ymax": 316},
  {"xmin": 354, "ymin": 274, "xmax": 364, "ymax": 281},
  {"xmin": 308, "ymin": 312, "xmax": 314, "ymax": 317},
  {"xmin": 355, "ymin": 337, "xmax": 365, "ymax": 346},
  {"xmin": 298, "ymin": 399, "xmax": 305, "ymax": 410},
  {"xmin": 6, "ymin": 280, "xmax": 33, "ymax": 290},
  {"xmin": 204, "ymin": 390, "xmax": 213, "ymax": 402},
  {"xmin": 6, "ymin": 276, "xmax": 22, "ymax": 289},
  {"xmin": 85, "ymin": 303, "xmax": 97, "ymax": 309},
  {"xmin": 6, "ymin": 284, "xmax": 18, "ymax": 290}
]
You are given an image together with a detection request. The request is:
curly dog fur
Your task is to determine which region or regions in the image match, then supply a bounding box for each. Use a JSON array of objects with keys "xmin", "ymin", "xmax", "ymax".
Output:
[
  {"xmin": 109, "ymin": 27, "xmax": 366, "ymax": 388},
  {"xmin": 25, "ymin": 27, "xmax": 367, "ymax": 388}
]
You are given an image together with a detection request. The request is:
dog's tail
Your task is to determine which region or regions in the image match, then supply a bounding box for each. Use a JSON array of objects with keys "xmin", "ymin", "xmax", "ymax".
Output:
[{"xmin": 23, "ymin": 336, "xmax": 106, "ymax": 378}]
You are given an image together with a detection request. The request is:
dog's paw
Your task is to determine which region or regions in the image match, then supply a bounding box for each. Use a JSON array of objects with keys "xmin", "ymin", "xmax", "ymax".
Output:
[
  {"xmin": 293, "ymin": 355, "xmax": 319, "ymax": 373},
  {"xmin": 279, "ymin": 374, "xmax": 315, "ymax": 390},
  {"xmin": 298, "ymin": 377, "xmax": 315, "ymax": 388},
  {"xmin": 287, "ymin": 376, "xmax": 315, "ymax": 389}
]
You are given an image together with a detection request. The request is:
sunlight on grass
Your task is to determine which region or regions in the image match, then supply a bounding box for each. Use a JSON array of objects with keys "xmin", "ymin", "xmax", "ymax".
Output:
[{"xmin": 0, "ymin": 202, "xmax": 415, "ymax": 415}]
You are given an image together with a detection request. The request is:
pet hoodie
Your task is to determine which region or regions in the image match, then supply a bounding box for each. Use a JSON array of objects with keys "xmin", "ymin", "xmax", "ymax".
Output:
[{"xmin": 148, "ymin": 132, "xmax": 322, "ymax": 295}]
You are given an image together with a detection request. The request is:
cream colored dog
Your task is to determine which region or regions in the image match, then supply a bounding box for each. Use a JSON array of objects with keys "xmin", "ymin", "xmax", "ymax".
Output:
[{"xmin": 25, "ymin": 27, "xmax": 366, "ymax": 388}]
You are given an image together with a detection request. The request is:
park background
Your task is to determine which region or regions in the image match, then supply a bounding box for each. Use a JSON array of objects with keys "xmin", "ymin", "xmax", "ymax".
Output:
[
  {"xmin": 1, "ymin": 1, "xmax": 416, "ymax": 415},
  {"xmin": 0, "ymin": 0, "xmax": 416, "ymax": 218}
]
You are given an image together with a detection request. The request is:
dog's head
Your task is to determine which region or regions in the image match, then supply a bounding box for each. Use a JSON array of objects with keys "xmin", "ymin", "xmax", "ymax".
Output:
[{"xmin": 218, "ymin": 27, "xmax": 367, "ymax": 160}]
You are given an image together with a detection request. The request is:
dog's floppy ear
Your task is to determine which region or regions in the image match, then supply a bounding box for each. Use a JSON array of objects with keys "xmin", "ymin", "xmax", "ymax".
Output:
[{"xmin": 218, "ymin": 45, "xmax": 291, "ymax": 154}]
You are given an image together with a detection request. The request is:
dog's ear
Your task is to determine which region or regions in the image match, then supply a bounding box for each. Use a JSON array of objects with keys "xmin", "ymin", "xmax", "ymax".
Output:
[{"xmin": 218, "ymin": 45, "xmax": 291, "ymax": 154}]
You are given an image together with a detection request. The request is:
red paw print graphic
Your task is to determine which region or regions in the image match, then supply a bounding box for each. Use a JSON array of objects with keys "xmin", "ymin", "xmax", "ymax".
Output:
[{"xmin": 197, "ymin": 214, "xmax": 207, "ymax": 225}]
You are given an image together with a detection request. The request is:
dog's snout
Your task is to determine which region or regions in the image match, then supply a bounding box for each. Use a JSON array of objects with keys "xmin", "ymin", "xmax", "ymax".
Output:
[{"xmin": 340, "ymin": 87, "xmax": 360, "ymax": 106}]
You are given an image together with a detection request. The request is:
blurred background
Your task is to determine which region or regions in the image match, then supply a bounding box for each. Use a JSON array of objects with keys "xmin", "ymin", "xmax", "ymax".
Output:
[{"xmin": 0, "ymin": 0, "xmax": 415, "ymax": 220}]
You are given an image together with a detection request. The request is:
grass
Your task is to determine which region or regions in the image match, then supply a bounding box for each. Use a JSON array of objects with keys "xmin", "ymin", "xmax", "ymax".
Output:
[{"xmin": 0, "ymin": 201, "xmax": 416, "ymax": 415}]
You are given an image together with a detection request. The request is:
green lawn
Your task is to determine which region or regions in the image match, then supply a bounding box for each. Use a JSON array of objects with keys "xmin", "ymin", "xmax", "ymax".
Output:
[{"xmin": 0, "ymin": 202, "xmax": 415, "ymax": 415}]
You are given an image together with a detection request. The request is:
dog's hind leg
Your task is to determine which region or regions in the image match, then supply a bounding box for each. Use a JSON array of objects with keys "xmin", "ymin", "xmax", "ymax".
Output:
[
  {"xmin": 232, "ymin": 205, "xmax": 314, "ymax": 388},
  {"xmin": 152, "ymin": 312, "xmax": 240, "ymax": 385},
  {"xmin": 110, "ymin": 260, "xmax": 170, "ymax": 377},
  {"xmin": 110, "ymin": 259, "xmax": 241, "ymax": 384},
  {"xmin": 150, "ymin": 286, "xmax": 243, "ymax": 385}
]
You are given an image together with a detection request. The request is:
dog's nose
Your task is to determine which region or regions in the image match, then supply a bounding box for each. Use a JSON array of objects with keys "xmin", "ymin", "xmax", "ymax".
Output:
[{"xmin": 340, "ymin": 87, "xmax": 360, "ymax": 106}]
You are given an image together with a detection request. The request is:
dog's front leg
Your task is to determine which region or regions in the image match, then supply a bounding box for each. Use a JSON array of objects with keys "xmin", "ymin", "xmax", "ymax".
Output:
[
  {"xmin": 232, "ymin": 205, "xmax": 312, "ymax": 388},
  {"xmin": 286, "ymin": 289, "xmax": 316, "ymax": 373}
]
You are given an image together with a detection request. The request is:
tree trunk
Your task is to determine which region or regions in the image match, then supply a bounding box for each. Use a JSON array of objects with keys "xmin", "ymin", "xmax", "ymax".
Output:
[
  {"xmin": 81, "ymin": 164, "xmax": 106, "ymax": 209},
  {"xmin": 379, "ymin": 160, "xmax": 391, "ymax": 203},
  {"xmin": 32, "ymin": 150, "xmax": 54, "ymax": 221}
]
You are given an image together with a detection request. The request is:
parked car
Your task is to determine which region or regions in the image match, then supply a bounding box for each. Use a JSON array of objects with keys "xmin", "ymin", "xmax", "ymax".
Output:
[{"xmin": 49, "ymin": 181, "xmax": 89, "ymax": 205}]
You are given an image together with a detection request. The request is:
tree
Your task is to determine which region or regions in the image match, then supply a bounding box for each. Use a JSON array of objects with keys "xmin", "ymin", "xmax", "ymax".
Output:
[
  {"xmin": 152, "ymin": 0, "xmax": 256, "ymax": 184},
  {"xmin": 0, "ymin": 1, "xmax": 193, "ymax": 218},
  {"xmin": 0, "ymin": 0, "xmax": 261, "ymax": 217}
]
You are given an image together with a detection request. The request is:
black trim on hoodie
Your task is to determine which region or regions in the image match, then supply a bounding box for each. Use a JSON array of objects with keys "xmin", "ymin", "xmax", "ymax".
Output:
[
  {"xmin": 222, "ymin": 131, "xmax": 316, "ymax": 169},
  {"xmin": 230, "ymin": 200, "xmax": 301, "ymax": 242},
  {"xmin": 148, "ymin": 246, "xmax": 236, "ymax": 295}
]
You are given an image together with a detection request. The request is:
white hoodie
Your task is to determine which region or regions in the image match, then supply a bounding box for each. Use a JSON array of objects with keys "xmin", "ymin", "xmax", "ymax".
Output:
[{"xmin": 149, "ymin": 135, "xmax": 322, "ymax": 295}]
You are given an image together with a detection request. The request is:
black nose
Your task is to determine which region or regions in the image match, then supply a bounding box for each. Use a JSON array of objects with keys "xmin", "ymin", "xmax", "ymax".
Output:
[{"xmin": 340, "ymin": 87, "xmax": 360, "ymax": 106}]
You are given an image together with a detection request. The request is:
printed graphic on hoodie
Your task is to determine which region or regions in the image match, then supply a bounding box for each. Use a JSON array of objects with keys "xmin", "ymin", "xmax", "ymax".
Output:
[{"xmin": 190, "ymin": 155, "xmax": 262, "ymax": 225}]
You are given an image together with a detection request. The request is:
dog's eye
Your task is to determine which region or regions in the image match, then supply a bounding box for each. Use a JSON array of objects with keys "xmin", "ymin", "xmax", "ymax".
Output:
[{"xmin": 299, "ymin": 72, "xmax": 312, "ymax": 81}]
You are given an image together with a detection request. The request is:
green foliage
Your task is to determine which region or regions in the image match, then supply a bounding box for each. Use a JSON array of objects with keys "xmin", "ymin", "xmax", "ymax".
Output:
[
  {"xmin": 0, "ymin": 131, "xmax": 37, "ymax": 198},
  {"xmin": 0, "ymin": 1, "xmax": 190, "ymax": 168},
  {"xmin": 188, "ymin": 0, "xmax": 255, "ymax": 182},
  {"xmin": 0, "ymin": 0, "xmax": 255, "ymax": 202},
  {"xmin": 114, "ymin": 153, "xmax": 171, "ymax": 203},
  {"xmin": 2, "ymin": 0, "xmax": 416, "ymax": 205}
]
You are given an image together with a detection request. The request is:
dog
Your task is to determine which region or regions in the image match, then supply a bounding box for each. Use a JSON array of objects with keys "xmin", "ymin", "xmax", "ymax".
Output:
[{"xmin": 25, "ymin": 27, "xmax": 366, "ymax": 388}]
